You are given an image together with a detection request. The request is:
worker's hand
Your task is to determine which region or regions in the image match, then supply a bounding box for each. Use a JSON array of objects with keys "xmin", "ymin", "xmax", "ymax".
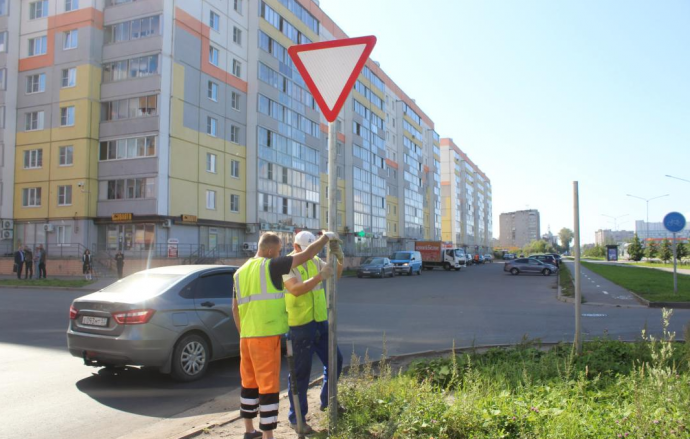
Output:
[
  {"xmin": 322, "ymin": 231, "xmax": 339, "ymax": 241},
  {"xmin": 330, "ymin": 241, "xmax": 344, "ymax": 263},
  {"xmin": 319, "ymin": 264, "xmax": 334, "ymax": 281}
]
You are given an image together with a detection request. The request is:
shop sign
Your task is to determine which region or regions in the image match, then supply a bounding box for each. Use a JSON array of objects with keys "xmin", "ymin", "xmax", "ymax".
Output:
[{"xmin": 112, "ymin": 213, "xmax": 133, "ymax": 222}]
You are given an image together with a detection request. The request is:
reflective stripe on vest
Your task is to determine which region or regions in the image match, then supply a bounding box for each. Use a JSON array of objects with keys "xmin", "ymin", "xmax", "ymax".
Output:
[
  {"xmin": 235, "ymin": 257, "xmax": 288, "ymax": 338},
  {"xmin": 285, "ymin": 257, "xmax": 328, "ymax": 326}
]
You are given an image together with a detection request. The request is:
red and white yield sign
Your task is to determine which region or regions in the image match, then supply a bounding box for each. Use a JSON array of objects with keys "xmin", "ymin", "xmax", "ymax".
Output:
[{"xmin": 288, "ymin": 36, "xmax": 377, "ymax": 122}]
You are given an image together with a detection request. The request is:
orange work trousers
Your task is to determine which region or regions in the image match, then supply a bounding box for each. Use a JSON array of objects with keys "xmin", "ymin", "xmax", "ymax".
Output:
[{"xmin": 240, "ymin": 336, "xmax": 281, "ymax": 394}]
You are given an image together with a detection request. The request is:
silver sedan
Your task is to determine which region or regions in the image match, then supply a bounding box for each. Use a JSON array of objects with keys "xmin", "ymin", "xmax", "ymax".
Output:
[{"xmin": 67, "ymin": 265, "xmax": 239, "ymax": 381}]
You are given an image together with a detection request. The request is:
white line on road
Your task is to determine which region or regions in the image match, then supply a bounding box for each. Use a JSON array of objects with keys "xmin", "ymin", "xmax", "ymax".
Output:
[
  {"xmin": 602, "ymin": 291, "xmax": 609, "ymax": 295},
  {"xmin": 596, "ymin": 285, "xmax": 600, "ymax": 288}
]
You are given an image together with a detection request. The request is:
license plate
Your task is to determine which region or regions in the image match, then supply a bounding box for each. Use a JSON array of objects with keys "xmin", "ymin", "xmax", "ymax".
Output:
[
  {"xmin": 82, "ymin": 316, "xmax": 108, "ymax": 327},
  {"xmin": 362, "ymin": 271, "xmax": 369, "ymax": 274}
]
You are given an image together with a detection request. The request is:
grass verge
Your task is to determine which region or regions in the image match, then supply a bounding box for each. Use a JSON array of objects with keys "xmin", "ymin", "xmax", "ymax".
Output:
[
  {"xmin": 626, "ymin": 261, "xmax": 690, "ymax": 270},
  {"xmin": 0, "ymin": 278, "xmax": 94, "ymax": 288},
  {"xmin": 558, "ymin": 263, "xmax": 574, "ymax": 297},
  {"xmin": 327, "ymin": 312, "xmax": 690, "ymax": 438},
  {"xmin": 582, "ymin": 261, "xmax": 690, "ymax": 302}
]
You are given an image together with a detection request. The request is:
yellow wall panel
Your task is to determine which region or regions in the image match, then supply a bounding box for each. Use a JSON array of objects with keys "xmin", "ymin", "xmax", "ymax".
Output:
[
  {"xmin": 170, "ymin": 138, "xmax": 199, "ymax": 181},
  {"xmin": 198, "ymin": 184, "xmax": 224, "ymax": 221},
  {"xmin": 224, "ymin": 188, "xmax": 246, "ymax": 223},
  {"xmin": 170, "ymin": 98, "xmax": 198, "ymax": 144},
  {"xmin": 169, "ymin": 179, "xmax": 199, "ymax": 217},
  {"xmin": 199, "ymin": 147, "xmax": 225, "ymax": 186},
  {"xmin": 224, "ymin": 155, "xmax": 246, "ymax": 191},
  {"xmin": 14, "ymin": 182, "xmax": 49, "ymax": 219}
]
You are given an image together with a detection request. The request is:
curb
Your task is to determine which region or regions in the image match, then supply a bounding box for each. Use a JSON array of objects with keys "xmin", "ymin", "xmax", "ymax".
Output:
[{"xmin": 625, "ymin": 289, "xmax": 690, "ymax": 309}]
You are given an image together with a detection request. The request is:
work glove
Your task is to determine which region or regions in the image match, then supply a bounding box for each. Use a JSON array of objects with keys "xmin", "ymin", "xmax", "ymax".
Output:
[
  {"xmin": 319, "ymin": 264, "xmax": 334, "ymax": 281},
  {"xmin": 322, "ymin": 230, "xmax": 339, "ymax": 241},
  {"xmin": 330, "ymin": 240, "xmax": 344, "ymax": 263}
]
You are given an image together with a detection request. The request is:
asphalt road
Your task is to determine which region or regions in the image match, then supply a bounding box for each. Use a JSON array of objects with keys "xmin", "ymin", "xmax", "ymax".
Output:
[{"xmin": 1, "ymin": 262, "xmax": 688, "ymax": 439}]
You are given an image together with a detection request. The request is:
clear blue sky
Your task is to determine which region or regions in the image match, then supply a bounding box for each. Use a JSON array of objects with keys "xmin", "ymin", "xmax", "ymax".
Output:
[{"xmin": 319, "ymin": 0, "xmax": 690, "ymax": 244}]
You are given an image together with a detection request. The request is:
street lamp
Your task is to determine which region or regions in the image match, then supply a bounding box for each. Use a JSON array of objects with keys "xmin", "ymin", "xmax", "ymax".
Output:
[
  {"xmin": 626, "ymin": 193, "xmax": 670, "ymax": 242},
  {"xmin": 601, "ymin": 213, "xmax": 628, "ymax": 231},
  {"xmin": 666, "ymin": 175, "xmax": 690, "ymax": 184}
]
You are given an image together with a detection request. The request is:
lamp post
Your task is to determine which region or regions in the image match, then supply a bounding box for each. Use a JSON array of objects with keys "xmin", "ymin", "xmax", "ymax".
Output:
[
  {"xmin": 666, "ymin": 175, "xmax": 690, "ymax": 184},
  {"xmin": 601, "ymin": 213, "xmax": 629, "ymax": 231},
  {"xmin": 626, "ymin": 194, "xmax": 669, "ymax": 242}
]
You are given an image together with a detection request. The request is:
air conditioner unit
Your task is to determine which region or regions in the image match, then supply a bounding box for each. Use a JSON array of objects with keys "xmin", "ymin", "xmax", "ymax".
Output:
[
  {"xmin": 246, "ymin": 224, "xmax": 257, "ymax": 234},
  {"xmin": 1, "ymin": 219, "xmax": 13, "ymax": 230},
  {"xmin": 2, "ymin": 230, "xmax": 13, "ymax": 240},
  {"xmin": 43, "ymin": 224, "xmax": 54, "ymax": 232},
  {"xmin": 162, "ymin": 219, "xmax": 172, "ymax": 228},
  {"xmin": 242, "ymin": 242, "xmax": 258, "ymax": 252}
]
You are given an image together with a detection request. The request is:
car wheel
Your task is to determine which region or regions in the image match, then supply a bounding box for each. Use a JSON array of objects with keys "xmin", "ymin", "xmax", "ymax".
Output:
[
  {"xmin": 171, "ymin": 333, "xmax": 210, "ymax": 382},
  {"xmin": 510, "ymin": 268, "xmax": 519, "ymax": 275},
  {"xmin": 389, "ymin": 270, "xmax": 394, "ymax": 278},
  {"xmin": 542, "ymin": 269, "xmax": 552, "ymax": 276},
  {"xmin": 444, "ymin": 263, "xmax": 451, "ymax": 271},
  {"xmin": 417, "ymin": 268, "xmax": 422, "ymax": 275},
  {"xmin": 407, "ymin": 268, "xmax": 413, "ymax": 276}
]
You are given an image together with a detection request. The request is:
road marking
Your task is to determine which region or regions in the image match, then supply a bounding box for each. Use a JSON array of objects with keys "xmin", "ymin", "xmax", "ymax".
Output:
[
  {"xmin": 596, "ymin": 285, "xmax": 601, "ymax": 288},
  {"xmin": 582, "ymin": 313, "xmax": 607, "ymax": 317},
  {"xmin": 602, "ymin": 291, "xmax": 609, "ymax": 295}
]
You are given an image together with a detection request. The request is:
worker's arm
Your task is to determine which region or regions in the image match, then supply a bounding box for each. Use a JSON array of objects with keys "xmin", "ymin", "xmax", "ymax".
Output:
[
  {"xmin": 291, "ymin": 234, "xmax": 330, "ymax": 268},
  {"xmin": 284, "ymin": 274, "xmax": 326, "ymax": 297},
  {"xmin": 232, "ymin": 298, "xmax": 240, "ymax": 334}
]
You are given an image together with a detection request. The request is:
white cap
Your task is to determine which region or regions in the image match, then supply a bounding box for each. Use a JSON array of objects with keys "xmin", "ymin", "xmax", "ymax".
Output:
[{"xmin": 294, "ymin": 231, "xmax": 316, "ymax": 248}]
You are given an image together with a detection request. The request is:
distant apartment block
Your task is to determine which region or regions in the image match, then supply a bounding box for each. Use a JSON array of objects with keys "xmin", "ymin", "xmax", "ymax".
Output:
[
  {"xmin": 498, "ymin": 209, "xmax": 540, "ymax": 248},
  {"xmin": 594, "ymin": 229, "xmax": 634, "ymax": 246},
  {"xmin": 635, "ymin": 220, "xmax": 689, "ymax": 242}
]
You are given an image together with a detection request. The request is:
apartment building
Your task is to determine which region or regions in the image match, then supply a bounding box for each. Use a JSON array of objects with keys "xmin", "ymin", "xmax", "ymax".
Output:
[
  {"xmin": 2, "ymin": 0, "xmax": 445, "ymax": 258},
  {"xmin": 498, "ymin": 209, "xmax": 540, "ymax": 249},
  {"xmin": 594, "ymin": 229, "xmax": 634, "ymax": 246},
  {"xmin": 439, "ymin": 138, "xmax": 493, "ymax": 254},
  {"xmin": 635, "ymin": 220, "xmax": 689, "ymax": 242}
]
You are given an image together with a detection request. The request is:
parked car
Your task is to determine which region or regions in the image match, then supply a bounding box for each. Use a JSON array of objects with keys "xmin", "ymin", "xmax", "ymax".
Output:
[
  {"xmin": 476, "ymin": 255, "xmax": 486, "ymax": 264},
  {"xmin": 484, "ymin": 254, "xmax": 494, "ymax": 263},
  {"xmin": 504, "ymin": 258, "xmax": 557, "ymax": 276},
  {"xmin": 391, "ymin": 250, "xmax": 424, "ymax": 275},
  {"xmin": 503, "ymin": 253, "xmax": 516, "ymax": 260},
  {"xmin": 528, "ymin": 254, "xmax": 559, "ymax": 267},
  {"xmin": 67, "ymin": 265, "xmax": 239, "ymax": 382},
  {"xmin": 546, "ymin": 253, "xmax": 563, "ymax": 266},
  {"xmin": 357, "ymin": 257, "xmax": 395, "ymax": 278}
]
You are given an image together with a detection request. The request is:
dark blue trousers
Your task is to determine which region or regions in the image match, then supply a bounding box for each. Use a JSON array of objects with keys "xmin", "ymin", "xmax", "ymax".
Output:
[{"xmin": 287, "ymin": 320, "xmax": 343, "ymax": 425}]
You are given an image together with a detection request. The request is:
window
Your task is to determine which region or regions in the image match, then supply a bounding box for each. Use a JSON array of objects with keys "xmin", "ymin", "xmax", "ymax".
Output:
[
  {"xmin": 206, "ymin": 153, "xmax": 216, "ymax": 173},
  {"xmin": 230, "ymin": 160, "xmax": 240, "ymax": 178},
  {"xmin": 206, "ymin": 190, "xmax": 216, "ymax": 210},
  {"xmin": 30, "ymin": 1, "xmax": 48, "ymax": 19},
  {"xmin": 29, "ymin": 35, "xmax": 48, "ymax": 56},
  {"xmin": 105, "ymin": 15, "xmax": 160, "ymax": 44},
  {"xmin": 282, "ymin": 167, "xmax": 288, "ymax": 184},
  {"xmin": 22, "ymin": 188, "xmax": 41, "ymax": 207},
  {"xmin": 101, "ymin": 95, "xmax": 158, "ymax": 121},
  {"xmin": 232, "ymin": 59, "xmax": 241, "ymax": 77},
  {"xmin": 25, "ymin": 111, "xmax": 44, "ymax": 131},
  {"xmin": 234, "ymin": 0, "xmax": 242, "ymax": 14},
  {"xmin": 233, "ymin": 27, "xmax": 242, "ymax": 45},
  {"xmin": 26, "ymin": 74, "xmax": 46, "ymax": 93},
  {"xmin": 61, "ymin": 68, "xmax": 76, "ymax": 87},
  {"xmin": 0, "ymin": 69, "xmax": 5, "ymax": 90},
  {"xmin": 106, "ymin": 178, "xmax": 155, "ymax": 200},
  {"xmin": 57, "ymin": 225, "xmax": 72, "ymax": 246},
  {"xmin": 99, "ymin": 136, "xmax": 156, "ymax": 160},
  {"xmin": 209, "ymin": 46, "xmax": 219, "ymax": 66},
  {"xmin": 65, "ymin": 0, "xmax": 79, "ymax": 11},
  {"xmin": 231, "ymin": 91, "xmax": 240, "ymax": 110},
  {"xmin": 63, "ymin": 30, "xmax": 78, "ymax": 50},
  {"xmin": 24, "ymin": 149, "xmax": 43, "ymax": 169},
  {"xmin": 102, "ymin": 54, "xmax": 159, "ymax": 82},
  {"xmin": 207, "ymin": 81, "xmax": 218, "ymax": 101},
  {"xmin": 58, "ymin": 185, "xmax": 72, "ymax": 206},
  {"xmin": 230, "ymin": 125, "xmax": 239, "ymax": 143},
  {"xmin": 230, "ymin": 194, "xmax": 239, "ymax": 212},
  {"xmin": 60, "ymin": 107, "xmax": 75, "ymax": 127},
  {"xmin": 59, "ymin": 146, "xmax": 73, "ymax": 166},
  {"xmin": 210, "ymin": 11, "xmax": 219, "ymax": 31},
  {"xmin": 207, "ymin": 117, "xmax": 217, "ymax": 136},
  {"xmin": 0, "ymin": 107, "xmax": 5, "ymax": 129},
  {"xmin": 0, "ymin": 32, "xmax": 7, "ymax": 52},
  {"xmin": 0, "ymin": 0, "xmax": 7, "ymax": 16}
]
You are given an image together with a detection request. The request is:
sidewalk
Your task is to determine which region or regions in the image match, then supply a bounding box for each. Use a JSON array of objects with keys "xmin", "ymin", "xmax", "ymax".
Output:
[
  {"xmin": 0, "ymin": 274, "xmax": 116, "ymax": 291},
  {"xmin": 563, "ymin": 261, "xmax": 641, "ymax": 307}
]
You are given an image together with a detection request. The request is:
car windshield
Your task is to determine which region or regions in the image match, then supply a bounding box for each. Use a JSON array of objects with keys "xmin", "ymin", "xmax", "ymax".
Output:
[
  {"xmin": 364, "ymin": 258, "xmax": 385, "ymax": 265},
  {"xmin": 101, "ymin": 273, "xmax": 184, "ymax": 294},
  {"xmin": 392, "ymin": 252, "xmax": 411, "ymax": 260},
  {"xmin": 454, "ymin": 250, "xmax": 465, "ymax": 257}
]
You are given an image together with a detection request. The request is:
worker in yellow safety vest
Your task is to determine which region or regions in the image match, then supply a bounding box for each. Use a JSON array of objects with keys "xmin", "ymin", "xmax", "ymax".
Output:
[{"xmin": 232, "ymin": 231, "xmax": 338, "ymax": 439}]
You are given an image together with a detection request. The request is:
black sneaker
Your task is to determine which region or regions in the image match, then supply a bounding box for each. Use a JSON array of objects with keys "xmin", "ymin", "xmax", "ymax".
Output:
[
  {"xmin": 289, "ymin": 422, "xmax": 315, "ymax": 435},
  {"xmin": 243, "ymin": 431, "xmax": 262, "ymax": 439},
  {"xmin": 320, "ymin": 404, "xmax": 347, "ymax": 415}
]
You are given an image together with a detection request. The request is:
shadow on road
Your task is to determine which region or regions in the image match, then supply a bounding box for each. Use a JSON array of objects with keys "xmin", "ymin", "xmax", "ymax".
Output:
[{"xmin": 75, "ymin": 356, "xmax": 242, "ymax": 418}]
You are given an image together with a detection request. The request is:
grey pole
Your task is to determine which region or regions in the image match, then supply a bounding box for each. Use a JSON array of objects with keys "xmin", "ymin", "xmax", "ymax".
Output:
[
  {"xmin": 673, "ymin": 232, "xmax": 678, "ymax": 294},
  {"xmin": 327, "ymin": 121, "xmax": 339, "ymax": 432},
  {"xmin": 573, "ymin": 182, "xmax": 582, "ymax": 355}
]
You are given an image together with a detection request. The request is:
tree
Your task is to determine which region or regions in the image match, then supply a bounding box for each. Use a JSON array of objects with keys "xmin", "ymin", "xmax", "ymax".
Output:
[
  {"xmin": 677, "ymin": 242, "xmax": 688, "ymax": 260},
  {"xmin": 584, "ymin": 245, "xmax": 606, "ymax": 258},
  {"xmin": 645, "ymin": 240, "xmax": 659, "ymax": 261},
  {"xmin": 559, "ymin": 228, "xmax": 574, "ymax": 253},
  {"xmin": 660, "ymin": 239, "xmax": 673, "ymax": 263},
  {"xmin": 628, "ymin": 234, "xmax": 644, "ymax": 262}
]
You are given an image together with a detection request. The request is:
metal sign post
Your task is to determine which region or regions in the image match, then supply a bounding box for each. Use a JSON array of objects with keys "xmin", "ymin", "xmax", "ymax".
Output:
[
  {"xmin": 573, "ymin": 181, "xmax": 582, "ymax": 355},
  {"xmin": 662, "ymin": 212, "xmax": 686, "ymax": 294},
  {"xmin": 288, "ymin": 35, "xmax": 377, "ymax": 433}
]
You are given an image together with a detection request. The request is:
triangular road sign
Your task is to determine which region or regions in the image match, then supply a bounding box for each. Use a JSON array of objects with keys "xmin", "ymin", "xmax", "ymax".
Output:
[{"xmin": 288, "ymin": 36, "xmax": 377, "ymax": 123}]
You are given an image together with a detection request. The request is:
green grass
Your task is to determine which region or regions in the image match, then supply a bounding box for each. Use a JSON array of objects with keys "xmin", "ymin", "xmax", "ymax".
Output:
[
  {"xmin": 0, "ymin": 278, "xmax": 94, "ymax": 288},
  {"xmin": 327, "ymin": 315, "xmax": 690, "ymax": 439},
  {"xmin": 583, "ymin": 261, "xmax": 690, "ymax": 302},
  {"xmin": 558, "ymin": 263, "xmax": 574, "ymax": 297},
  {"xmin": 626, "ymin": 261, "xmax": 690, "ymax": 270}
]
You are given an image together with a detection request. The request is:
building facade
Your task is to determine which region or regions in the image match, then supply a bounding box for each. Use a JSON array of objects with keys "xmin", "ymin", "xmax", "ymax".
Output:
[
  {"xmin": 439, "ymin": 138, "xmax": 492, "ymax": 255},
  {"xmin": 1, "ymin": 0, "xmax": 448, "ymax": 259},
  {"xmin": 594, "ymin": 229, "xmax": 634, "ymax": 246},
  {"xmin": 498, "ymin": 209, "xmax": 540, "ymax": 249},
  {"xmin": 635, "ymin": 220, "xmax": 689, "ymax": 242}
]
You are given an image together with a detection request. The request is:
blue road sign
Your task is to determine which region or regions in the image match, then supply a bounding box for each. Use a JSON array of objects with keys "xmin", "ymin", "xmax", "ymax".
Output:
[{"xmin": 663, "ymin": 212, "xmax": 686, "ymax": 233}]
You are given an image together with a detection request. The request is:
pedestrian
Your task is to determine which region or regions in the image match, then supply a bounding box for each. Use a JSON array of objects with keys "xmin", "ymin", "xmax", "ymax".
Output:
[
  {"xmin": 37, "ymin": 244, "xmax": 47, "ymax": 279},
  {"xmin": 24, "ymin": 246, "xmax": 34, "ymax": 279},
  {"xmin": 232, "ymin": 230, "xmax": 337, "ymax": 439},
  {"xmin": 33, "ymin": 246, "xmax": 40, "ymax": 278},
  {"xmin": 82, "ymin": 249, "xmax": 93, "ymax": 280},
  {"xmin": 282, "ymin": 231, "xmax": 344, "ymax": 433},
  {"xmin": 114, "ymin": 251, "xmax": 125, "ymax": 279},
  {"xmin": 13, "ymin": 245, "xmax": 25, "ymax": 279}
]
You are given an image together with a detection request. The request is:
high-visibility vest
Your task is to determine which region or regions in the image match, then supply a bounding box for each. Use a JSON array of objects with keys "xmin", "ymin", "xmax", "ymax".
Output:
[
  {"xmin": 234, "ymin": 257, "xmax": 288, "ymax": 338},
  {"xmin": 285, "ymin": 256, "xmax": 328, "ymax": 326}
]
